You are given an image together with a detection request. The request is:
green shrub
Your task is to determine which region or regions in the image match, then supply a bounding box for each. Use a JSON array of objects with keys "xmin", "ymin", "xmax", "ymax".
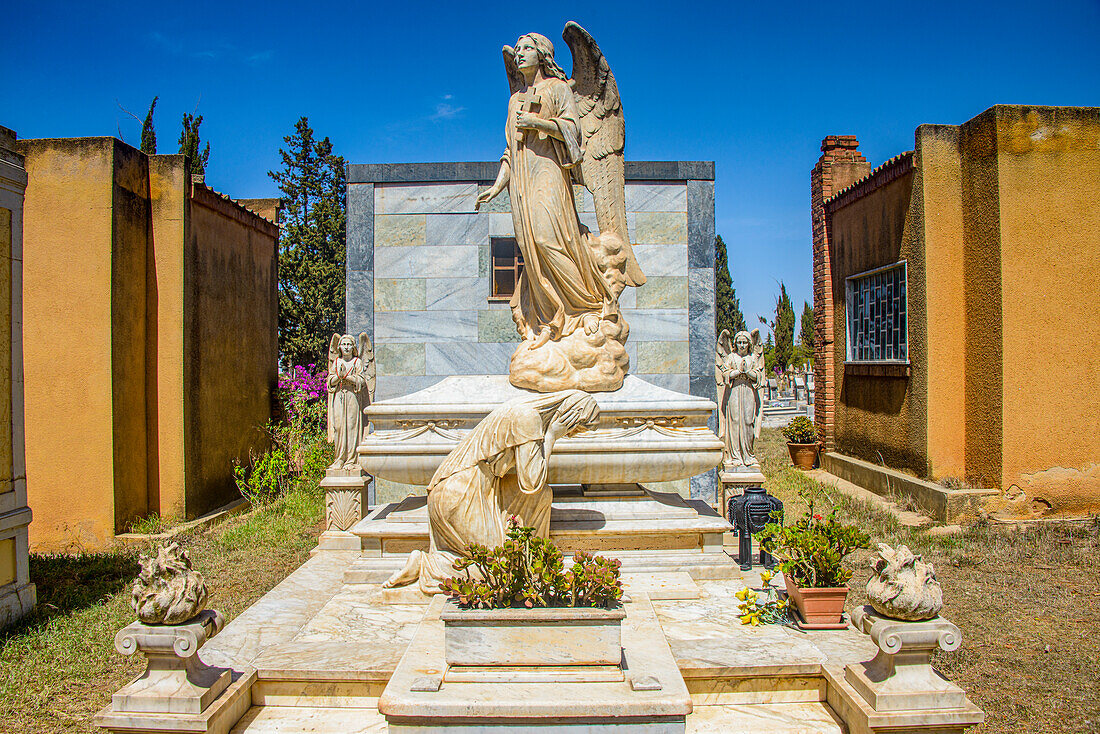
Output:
[
  {"xmin": 442, "ymin": 521, "xmax": 623, "ymax": 609},
  {"xmin": 781, "ymin": 416, "xmax": 818, "ymax": 444}
]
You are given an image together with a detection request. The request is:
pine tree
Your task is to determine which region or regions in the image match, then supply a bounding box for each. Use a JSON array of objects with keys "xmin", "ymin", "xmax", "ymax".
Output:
[
  {"xmin": 714, "ymin": 235, "xmax": 746, "ymax": 336},
  {"xmin": 798, "ymin": 301, "xmax": 814, "ymax": 360},
  {"xmin": 270, "ymin": 117, "xmax": 347, "ymax": 369},
  {"xmin": 773, "ymin": 283, "xmax": 796, "ymax": 372},
  {"xmin": 140, "ymin": 96, "xmax": 158, "ymax": 154},
  {"xmin": 179, "ymin": 113, "xmax": 211, "ymax": 175}
]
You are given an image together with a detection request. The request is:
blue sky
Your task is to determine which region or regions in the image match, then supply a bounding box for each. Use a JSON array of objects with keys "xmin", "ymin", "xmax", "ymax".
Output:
[{"xmin": 5, "ymin": 0, "xmax": 1098, "ymax": 327}]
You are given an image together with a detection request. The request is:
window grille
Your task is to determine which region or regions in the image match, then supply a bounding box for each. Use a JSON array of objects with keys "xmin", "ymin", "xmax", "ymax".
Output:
[
  {"xmin": 845, "ymin": 262, "xmax": 908, "ymax": 362},
  {"xmin": 490, "ymin": 237, "xmax": 524, "ymax": 299}
]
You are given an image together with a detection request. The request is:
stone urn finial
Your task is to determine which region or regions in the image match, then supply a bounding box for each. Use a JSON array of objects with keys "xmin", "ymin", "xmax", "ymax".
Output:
[
  {"xmin": 131, "ymin": 542, "xmax": 209, "ymax": 625},
  {"xmin": 865, "ymin": 543, "xmax": 943, "ymax": 621}
]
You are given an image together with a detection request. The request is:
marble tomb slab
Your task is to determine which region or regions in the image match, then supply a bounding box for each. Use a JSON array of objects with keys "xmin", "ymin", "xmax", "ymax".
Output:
[{"xmin": 358, "ymin": 375, "xmax": 722, "ymax": 485}]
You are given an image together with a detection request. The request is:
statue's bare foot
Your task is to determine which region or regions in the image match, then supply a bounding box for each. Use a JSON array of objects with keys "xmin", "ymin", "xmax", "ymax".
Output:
[
  {"xmin": 382, "ymin": 550, "xmax": 423, "ymax": 589},
  {"xmin": 582, "ymin": 314, "xmax": 600, "ymax": 335},
  {"xmin": 327, "ymin": 460, "xmax": 343, "ymax": 471},
  {"xmin": 528, "ymin": 328, "xmax": 552, "ymax": 350}
]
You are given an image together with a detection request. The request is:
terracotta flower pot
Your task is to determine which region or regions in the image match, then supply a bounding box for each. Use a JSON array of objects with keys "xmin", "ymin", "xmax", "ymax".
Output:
[
  {"xmin": 784, "ymin": 575, "xmax": 848, "ymax": 627},
  {"xmin": 787, "ymin": 442, "xmax": 819, "ymax": 469}
]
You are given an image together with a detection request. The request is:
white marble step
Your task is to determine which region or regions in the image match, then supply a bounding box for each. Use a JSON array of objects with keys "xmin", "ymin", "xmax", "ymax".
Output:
[
  {"xmin": 688, "ymin": 701, "xmax": 846, "ymax": 733},
  {"xmin": 230, "ymin": 705, "xmax": 386, "ymax": 733}
]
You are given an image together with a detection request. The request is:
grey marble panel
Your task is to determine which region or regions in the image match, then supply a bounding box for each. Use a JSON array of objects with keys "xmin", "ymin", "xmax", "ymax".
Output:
[
  {"xmin": 346, "ymin": 183, "xmax": 374, "ymax": 271},
  {"xmin": 690, "ymin": 470, "xmax": 719, "ymax": 503},
  {"xmin": 573, "ymin": 184, "xmax": 592, "ymax": 213},
  {"xmin": 634, "ymin": 212, "xmax": 687, "ymax": 245},
  {"xmin": 375, "ymin": 278, "xmax": 426, "ymax": 312},
  {"xmin": 425, "ymin": 342, "xmax": 516, "ymax": 376},
  {"xmin": 489, "ymin": 213, "xmax": 514, "ymax": 237},
  {"xmin": 348, "ymin": 161, "xmax": 714, "ymax": 183},
  {"xmin": 425, "ymin": 277, "xmax": 490, "ymax": 311},
  {"xmin": 625, "ymin": 183, "xmax": 687, "ymax": 212},
  {"xmin": 622, "ymin": 309, "xmax": 688, "ymax": 342},
  {"xmin": 425, "ymin": 213, "xmax": 488, "ymax": 246},
  {"xmin": 578, "ymin": 212, "xmax": 599, "ymax": 234},
  {"xmin": 636, "ymin": 341, "xmax": 689, "ymax": 374},
  {"xmin": 346, "ymin": 269, "xmax": 373, "ymax": 339},
  {"xmin": 375, "ymin": 375, "xmax": 445, "ymax": 402},
  {"xmin": 618, "ymin": 285, "xmax": 636, "ymax": 309},
  {"xmin": 633, "ymin": 244, "xmax": 688, "ymax": 277},
  {"xmin": 633, "ymin": 373, "xmax": 689, "ymax": 394},
  {"xmin": 477, "ymin": 185, "xmax": 511, "ymax": 213},
  {"xmin": 375, "ymin": 183, "xmax": 477, "ymax": 214},
  {"xmin": 375, "ymin": 246, "xmax": 478, "ymax": 279},
  {"xmin": 688, "ymin": 267, "xmax": 717, "ymax": 377},
  {"xmin": 478, "ymin": 309, "xmax": 521, "ymax": 342},
  {"xmin": 635, "ymin": 276, "xmax": 688, "ymax": 310},
  {"xmin": 687, "ymin": 180, "xmax": 715, "ymax": 269},
  {"xmin": 375, "ymin": 311, "xmax": 477, "ymax": 342},
  {"xmin": 376, "ymin": 343, "xmax": 426, "ymax": 376},
  {"xmin": 374, "ymin": 214, "xmax": 425, "ymax": 248}
]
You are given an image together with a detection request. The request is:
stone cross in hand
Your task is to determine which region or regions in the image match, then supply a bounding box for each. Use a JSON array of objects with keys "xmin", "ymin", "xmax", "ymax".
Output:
[{"xmin": 517, "ymin": 87, "xmax": 547, "ymax": 141}]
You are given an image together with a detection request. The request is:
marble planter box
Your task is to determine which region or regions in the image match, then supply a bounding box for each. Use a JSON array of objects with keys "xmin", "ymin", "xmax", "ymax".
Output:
[{"xmin": 440, "ymin": 601, "xmax": 626, "ymax": 667}]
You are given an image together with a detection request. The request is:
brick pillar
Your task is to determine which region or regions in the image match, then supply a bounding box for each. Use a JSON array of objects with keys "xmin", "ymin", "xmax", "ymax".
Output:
[{"xmin": 811, "ymin": 136, "xmax": 871, "ymax": 450}]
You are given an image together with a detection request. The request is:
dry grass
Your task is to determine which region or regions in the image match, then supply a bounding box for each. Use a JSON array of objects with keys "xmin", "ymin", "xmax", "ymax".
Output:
[
  {"xmin": 0, "ymin": 486, "xmax": 325, "ymax": 734},
  {"xmin": 758, "ymin": 428, "xmax": 1100, "ymax": 734}
]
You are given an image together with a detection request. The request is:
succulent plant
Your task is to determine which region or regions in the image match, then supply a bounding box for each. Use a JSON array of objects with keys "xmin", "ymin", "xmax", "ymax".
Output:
[{"xmin": 442, "ymin": 521, "xmax": 622, "ymax": 609}]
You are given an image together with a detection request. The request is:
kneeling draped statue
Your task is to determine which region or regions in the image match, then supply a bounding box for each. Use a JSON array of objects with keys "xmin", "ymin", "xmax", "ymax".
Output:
[{"xmin": 383, "ymin": 390, "xmax": 600, "ymax": 594}]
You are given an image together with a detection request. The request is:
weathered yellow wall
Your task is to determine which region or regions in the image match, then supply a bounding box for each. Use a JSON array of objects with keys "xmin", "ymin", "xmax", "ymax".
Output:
[
  {"xmin": 19, "ymin": 138, "xmax": 119, "ymax": 551},
  {"xmin": 0, "ymin": 207, "xmax": 11, "ymax": 494},
  {"xmin": 829, "ymin": 169, "xmax": 926, "ymax": 474},
  {"xmin": 0, "ymin": 538, "xmax": 13, "ymax": 587},
  {"xmin": 186, "ymin": 188, "xmax": 277, "ymax": 517},
  {"xmin": 914, "ymin": 126, "xmax": 968, "ymax": 480},
  {"xmin": 993, "ymin": 106, "xmax": 1100, "ymax": 514},
  {"xmin": 109, "ymin": 142, "xmax": 151, "ymax": 534},
  {"xmin": 147, "ymin": 155, "xmax": 189, "ymax": 521}
]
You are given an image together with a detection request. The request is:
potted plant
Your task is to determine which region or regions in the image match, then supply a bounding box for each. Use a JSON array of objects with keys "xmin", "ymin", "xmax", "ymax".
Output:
[
  {"xmin": 440, "ymin": 521, "xmax": 624, "ymax": 667},
  {"xmin": 782, "ymin": 416, "xmax": 820, "ymax": 469},
  {"xmin": 755, "ymin": 498, "xmax": 870, "ymax": 628}
]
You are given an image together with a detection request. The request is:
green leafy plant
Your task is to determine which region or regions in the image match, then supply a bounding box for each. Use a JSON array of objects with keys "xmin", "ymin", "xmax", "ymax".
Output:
[
  {"xmin": 233, "ymin": 445, "xmax": 290, "ymax": 505},
  {"xmin": 755, "ymin": 494, "xmax": 870, "ymax": 588},
  {"xmin": 442, "ymin": 521, "xmax": 623, "ymax": 610},
  {"xmin": 736, "ymin": 569, "xmax": 790, "ymax": 625},
  {"xmin": 781, "ymin": 416, "xmax": 818, "ymax": 444}
]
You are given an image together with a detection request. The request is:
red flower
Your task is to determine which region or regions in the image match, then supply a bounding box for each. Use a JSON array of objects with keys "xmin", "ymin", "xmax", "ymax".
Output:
[{"xmin": 813, "ymin": 514, "xmax": 824, "ymax": 521}]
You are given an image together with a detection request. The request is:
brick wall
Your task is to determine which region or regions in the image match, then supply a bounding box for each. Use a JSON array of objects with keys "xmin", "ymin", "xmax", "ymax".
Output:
[{"xmin": 811, "ymin": 137, "xmax": 870, "ymax": 449}]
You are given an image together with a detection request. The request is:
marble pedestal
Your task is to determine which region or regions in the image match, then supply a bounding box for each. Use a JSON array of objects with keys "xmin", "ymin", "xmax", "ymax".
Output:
[
  {"xmin": 315, "ymin": 468, "xmax": 373, "ymax": 552},
  {"xmin": 346, "ymin": 484, "xmax": 738, "ymax": 588},
  {"xmin": 823, "ymin": 605, "xmax": 984, "ymax": 734},
  {"xmin": 718, "ymin": 467, "xmax": 766, "ymax": 510}
]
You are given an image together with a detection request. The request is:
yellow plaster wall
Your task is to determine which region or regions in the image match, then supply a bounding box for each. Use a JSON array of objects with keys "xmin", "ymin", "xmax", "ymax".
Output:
[
  {"xmin": 0, "ymin": 207, "xmax": 11, "ymax": 491},
  {"xmin": 18, "ymin": 138, "xmax": 118, "ymax": 551},
  {"xmin": 993, "ymin": 106, "xmax": 1100, "ymax": 514},
  {"xmin": 0, "ymin": 538, "xmax": 14, "ymax": 587},
  {"xmin": 147, "ymin": 155, "xmax": 189, "ymax": 521},
  {"xmin": 914, "ymin": 126, "xmax": 968, "ymax": 480},
  {"xmin": 185, "ymin": 188, "xmax": 277, "ymax": 517},
  {"xmin": 829, "ymin": 170, "xmax": 927, "ymax": 474}
]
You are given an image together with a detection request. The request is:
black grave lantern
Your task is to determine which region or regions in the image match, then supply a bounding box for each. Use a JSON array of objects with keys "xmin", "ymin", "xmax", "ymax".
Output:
[{"xmin": 728, "ymin": 486, "xmax": 784, "ymax": 571}]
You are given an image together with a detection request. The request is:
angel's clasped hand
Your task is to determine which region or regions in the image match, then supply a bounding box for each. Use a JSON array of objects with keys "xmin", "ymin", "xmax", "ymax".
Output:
[{"xmin": 515, "ymin": 112, "xmax": 540, "ymax": 130}]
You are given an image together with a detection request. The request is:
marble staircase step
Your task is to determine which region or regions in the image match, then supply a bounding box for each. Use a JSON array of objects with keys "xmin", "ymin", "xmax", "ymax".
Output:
[
  {"xmin": 230, "ymin": 705, "xmax": 387, "ymax": 733},
  {"xmin": 687, "ymin": 701, "xmax": 846, "ymax": 733}
]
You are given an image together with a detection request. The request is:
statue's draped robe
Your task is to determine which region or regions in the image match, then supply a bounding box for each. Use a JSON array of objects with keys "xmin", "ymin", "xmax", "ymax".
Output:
[
  {"xmin": 327, "ymin": 357, "xmax": 366, "ymax": 467},
  {"xmin": 717, "ymin": 354, "xmax": 764, "ymax": 468},
  {"xmin": 504, "ymin": 77, "xmax": 609, "ymax": 340},
  {"xmin": 400, "ymin": 401, "xmax": 554, "ymax": 595}
]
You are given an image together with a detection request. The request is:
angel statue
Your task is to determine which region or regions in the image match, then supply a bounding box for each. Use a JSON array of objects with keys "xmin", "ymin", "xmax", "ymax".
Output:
[
  {"xmin": 716, "ymin": 329, "xmax": 765, "ymax": 470},
  {"xmin": 474, "ymin": 22, "xmax": 645, "ymax": 394},
  {"xmin": 326, "ymin": 333, "xmax": 376, "ymax": 471}
]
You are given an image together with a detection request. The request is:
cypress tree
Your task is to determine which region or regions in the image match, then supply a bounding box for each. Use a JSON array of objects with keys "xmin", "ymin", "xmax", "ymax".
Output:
[
  {"xmin": 798, "ymin": 301, "xmax": 814, "ymax": 359},
  {"xmin": 179, "ymin": 113, "xmax": 211, "ymax": 175},
  {"xmin": 714, "ymin": 235, "xmax": 746, "ymax": 336},
  {"xmin": 270, "ymin": 117, "xmax": 347, "ymax": 369},
  {"xmin": 773, "ymin": 283, "xmax": 795, "ymax": 371},
  {"xmin": 140, "ymin": 96, "xmax": 157, "ymax": 154}
]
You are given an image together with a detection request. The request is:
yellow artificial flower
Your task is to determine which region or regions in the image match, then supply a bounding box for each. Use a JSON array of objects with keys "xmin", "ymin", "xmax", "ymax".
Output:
[
  {"xmin": 735, "ymin": 587, "xmax": 751, "ymax": 601},
  {"xmin": 760, "ymin": 570, "xmax": 774, "ymax": 584},
  {"xmin": 739, "ymin": 613, "xmax": 754, "ymax": 625}
]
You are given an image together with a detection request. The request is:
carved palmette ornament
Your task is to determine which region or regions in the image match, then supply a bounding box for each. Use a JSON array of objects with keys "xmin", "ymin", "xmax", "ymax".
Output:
[
  {"xmin": 326, "ymin": 489, "xmax": 362, "ymax": 532},
  {"xmin": 866, "ymin": 543, "xmax": 944, "ymax": 621},
  {"xmin": 131, "ymin": 543, "xmax": 209, "ymax": 625}
]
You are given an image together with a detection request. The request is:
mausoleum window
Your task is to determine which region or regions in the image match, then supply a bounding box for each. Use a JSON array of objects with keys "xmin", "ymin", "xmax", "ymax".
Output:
[
  {"xmin": 845, "ymin": 262, "xmax": 908, "ymax": 363},
  {"xmin": 491, "ymin": 237, "xmax": 524, "ymax": 299}
]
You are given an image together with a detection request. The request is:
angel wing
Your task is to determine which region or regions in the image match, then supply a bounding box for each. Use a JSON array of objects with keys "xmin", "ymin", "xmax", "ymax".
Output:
[
  {"xmin": 326, "ymin": 333, "xmax": 341, "ymax": 443},
  {"xmin": 563, "ymin": 21, "xmax": 645, "ymax": 287},
  {"xmin": 357, "ymin": 332, "xmax": 376, "ymax": 405},
  {"xmin": 750, "ymin": 328, "xmax": 765, "ymax": 371},
  {"xmin": 716, "ymin": 329, "xmax": 734, "ymax": 363},
  {"xmin": 501, "ymin": 46, "xmax": 526, "ymax": 95}
]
